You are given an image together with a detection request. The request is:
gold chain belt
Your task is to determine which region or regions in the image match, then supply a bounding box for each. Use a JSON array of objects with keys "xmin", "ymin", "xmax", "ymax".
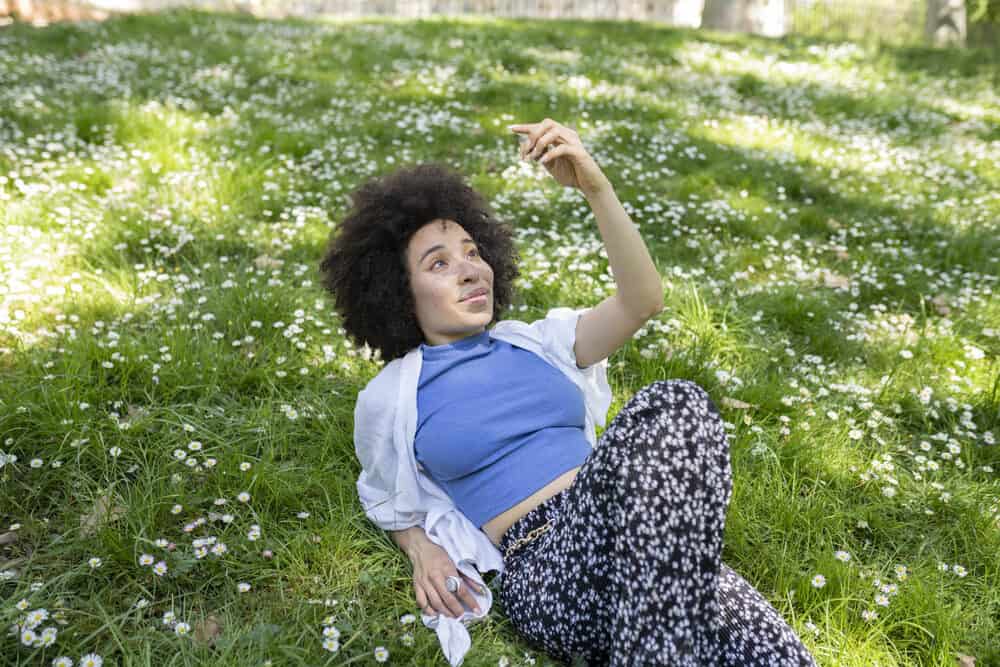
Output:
[{"xmin": 503, "ymin": 519, "xmax": 553, "ymax": 560}]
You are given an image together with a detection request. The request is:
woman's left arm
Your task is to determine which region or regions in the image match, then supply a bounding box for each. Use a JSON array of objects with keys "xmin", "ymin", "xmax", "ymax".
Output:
[
  {"xmin": 510, "ymin": 118, "xmax": 664, "ymax": 317},
  {"xmin": 580, "ymin": 184, "xmax": 665, "ymax": 317}
]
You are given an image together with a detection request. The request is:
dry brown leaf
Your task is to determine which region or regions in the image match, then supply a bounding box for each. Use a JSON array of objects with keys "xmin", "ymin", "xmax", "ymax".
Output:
[
  {"xmin": 253, "ymin": 254, "xmax": 284, "ymax": 270},
  {"xmin": 194, "ymin": 615, "xmax": 224, "ymax": 645},
  {"xmin": 720, "ymin": 396, "xmax": 756, "ymax": 410},
  {"xmin": 126, "ymin": 405, "xmax": 149, "ymax": 422},
  {"xmin": 931, "ymin": 295, "xmax": 952, "ymax": 316},
  {"xmin": 0, "ymin": 557, "xmax": 25, "ymax": 570},
  {"xmin": 823, "ymin": 272, "xmax": 850, "ymax": 289},
  {"xmin": 79, "ymin": 492, "xmax": 127, "ymax": 538},
  {"xmin": 956, "ymin": 655, "xmax": 975, "ymax": 667}
]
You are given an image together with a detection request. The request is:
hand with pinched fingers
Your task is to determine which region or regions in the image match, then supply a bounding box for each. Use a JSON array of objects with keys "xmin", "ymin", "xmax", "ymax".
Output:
[
  {"xmin": 411, "ymin": 540, "xmax": 484, "ymax": 618},
  {"xmin": 509, "ymin": 118, "xmax": 611, "ymax": 196}
]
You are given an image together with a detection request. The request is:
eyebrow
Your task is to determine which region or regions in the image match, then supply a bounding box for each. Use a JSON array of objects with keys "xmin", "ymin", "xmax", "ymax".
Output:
[{"xmin": 418, "ymin": 238, "xmax": 477, "ymax": 266}]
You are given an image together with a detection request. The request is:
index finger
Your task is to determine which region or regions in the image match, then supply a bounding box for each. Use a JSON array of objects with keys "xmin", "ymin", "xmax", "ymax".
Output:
[{"xmin": 508, "ymin": 123, "xmax": 537, "ymax": 135}]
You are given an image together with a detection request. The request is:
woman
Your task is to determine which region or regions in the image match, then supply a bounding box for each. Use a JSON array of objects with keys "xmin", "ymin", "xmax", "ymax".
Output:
[{"xmin": 319, "ymin": 119, "xmax": 816, "ymax": 666}]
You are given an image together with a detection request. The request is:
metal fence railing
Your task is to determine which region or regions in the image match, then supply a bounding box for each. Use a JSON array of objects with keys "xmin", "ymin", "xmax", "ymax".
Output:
[
  {"xmin": 787, "ymin": 0, "xmax": 928, "ymax": 45},
  {"xmin": 3, "ymin": 0, "xmax": 992, "ymax": 47}
]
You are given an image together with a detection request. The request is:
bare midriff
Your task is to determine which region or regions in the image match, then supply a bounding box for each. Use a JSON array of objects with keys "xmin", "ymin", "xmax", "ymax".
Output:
[{"xmin": 481, "ymin": 465, "xmax": 582, "ymax": 548}]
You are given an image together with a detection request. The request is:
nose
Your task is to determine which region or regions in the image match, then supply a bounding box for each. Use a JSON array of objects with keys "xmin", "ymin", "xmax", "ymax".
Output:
[{"xmin": 458, "ymin": 257, "xmax": 481, "ymax": 281}]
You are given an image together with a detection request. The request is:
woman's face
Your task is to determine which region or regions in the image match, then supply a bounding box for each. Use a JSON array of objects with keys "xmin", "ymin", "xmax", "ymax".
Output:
[{"xmin": 405, "ymin": 218, "xmax": 494, "ymax": 346}]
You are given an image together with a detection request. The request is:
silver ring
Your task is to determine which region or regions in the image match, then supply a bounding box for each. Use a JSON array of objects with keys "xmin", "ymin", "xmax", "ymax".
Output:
[{"xmin": 445, "ymin": 575, "xmax": 461, "ymax": 593}]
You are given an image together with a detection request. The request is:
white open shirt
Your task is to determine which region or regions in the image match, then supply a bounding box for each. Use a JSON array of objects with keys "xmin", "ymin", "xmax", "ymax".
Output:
[{"xmin": 354, "ymin": 306, "xmax": 613, "ymax": 665}]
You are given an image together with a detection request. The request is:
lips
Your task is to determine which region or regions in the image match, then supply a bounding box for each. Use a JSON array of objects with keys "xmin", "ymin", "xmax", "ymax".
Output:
[{"xmin": 460, "ymin": 288, "xmax": 489, "ymax": 302}]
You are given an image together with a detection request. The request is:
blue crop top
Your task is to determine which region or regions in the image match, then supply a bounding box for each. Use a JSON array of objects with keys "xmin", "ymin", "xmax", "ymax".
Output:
[{"xmin": 415, "ymin": 329, "xmax": 592, "ymax": 529}]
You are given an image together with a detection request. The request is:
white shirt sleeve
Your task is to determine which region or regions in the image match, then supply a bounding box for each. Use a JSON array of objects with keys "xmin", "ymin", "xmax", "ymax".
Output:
[
  {"xmin": 540, "ymin": 306, "xmax": 613, "ymax": 428},
  {"xmin": 354, "ymin": 383, "xmax": 426, "ymax": 531}
]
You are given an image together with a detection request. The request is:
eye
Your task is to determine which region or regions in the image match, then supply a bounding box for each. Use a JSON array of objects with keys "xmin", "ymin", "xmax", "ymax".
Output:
[{"xmin": 430, "ymin": 249, "xmax": 478, "ymax": 270}]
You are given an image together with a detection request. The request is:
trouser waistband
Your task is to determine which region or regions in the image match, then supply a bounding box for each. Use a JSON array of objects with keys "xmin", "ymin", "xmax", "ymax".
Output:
[{"xmin": 498, "ymin": 486, "xmax": 571, "ymax": 561}]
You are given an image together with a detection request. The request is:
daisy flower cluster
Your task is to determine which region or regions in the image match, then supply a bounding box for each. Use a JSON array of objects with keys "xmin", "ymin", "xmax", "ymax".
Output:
[
  {"xmin": 399, "ymin": 612, "xmax": 416, "ymax": 647},
  {"xmin": 319, "ymin": 615, "xmax": 341, "ymax": 653},
  {"xmin": 11, "ymin": 603, "xmax": 58, "ymax": 648},
  {"xmin": 939, "ymin": 561, "xmax": 969, "ymax": 578},
  {"xmin": 51, "ymin": 655, "xmax": 104, "ymax": 667},
  {"xmin": 137, "ymin": 552, "xmax": 168, "ymax": 576},
  {"xmin": 161, "ymin": 609, "xmax": 192, "ymax": 637}
]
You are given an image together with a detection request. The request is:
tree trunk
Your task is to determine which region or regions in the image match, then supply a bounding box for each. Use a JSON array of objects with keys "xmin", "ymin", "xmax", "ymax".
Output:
[
  {"xmin": 702, "ymin": 0, "xmax": 749, "ymax": 32},
  {"xmin": 702, "ymin": 0, "xmax": 785, "ymax": 37},
  {"xmin": 925, "ymin": 0, "xmax": 967, "ymax": 47}
]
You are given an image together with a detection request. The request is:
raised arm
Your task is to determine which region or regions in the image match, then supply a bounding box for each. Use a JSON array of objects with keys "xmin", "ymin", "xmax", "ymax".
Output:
[
  {"xmin": 510, "ymin": 118, "xmax": 664, "ymax": 369},
  {"xmin": 573, "ymin": 183, "xmax": 664, "ymax": 369}
]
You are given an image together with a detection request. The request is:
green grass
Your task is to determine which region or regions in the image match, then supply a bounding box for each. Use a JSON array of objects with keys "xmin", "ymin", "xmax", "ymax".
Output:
[{"xmin": 1, "ymin": 8, "xmax": 998, "ymax": 666}]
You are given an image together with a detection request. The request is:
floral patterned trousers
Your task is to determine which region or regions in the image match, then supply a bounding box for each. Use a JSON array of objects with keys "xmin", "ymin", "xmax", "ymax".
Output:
[{"xmin": 497, "ymin": 380, "xmax": 818, "ymax": 666}]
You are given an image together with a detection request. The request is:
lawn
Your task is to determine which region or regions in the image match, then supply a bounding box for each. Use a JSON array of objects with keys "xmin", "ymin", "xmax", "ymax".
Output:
[{"xmin": 0, "ymin": 8, "xmax": 998, "ymax": 667}]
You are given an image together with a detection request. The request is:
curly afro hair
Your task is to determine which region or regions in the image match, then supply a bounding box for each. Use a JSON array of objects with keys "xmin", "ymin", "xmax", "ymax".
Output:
[{"xmin": 318, "ymin": 162, "xmax": 522, "ymax": 363}]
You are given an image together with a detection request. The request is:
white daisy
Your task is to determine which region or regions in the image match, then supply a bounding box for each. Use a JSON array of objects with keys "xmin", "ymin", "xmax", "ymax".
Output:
[
  {"xmin": 24, "ymin": 608, "xmax": 49, "ymax": 628},
  {"xmin": 39, "ymin": 626, "xmax": 58, "ymax": 646},
  {"xmin": 20, "ymin": 628, "xmax": 38, "ymax": 646}
]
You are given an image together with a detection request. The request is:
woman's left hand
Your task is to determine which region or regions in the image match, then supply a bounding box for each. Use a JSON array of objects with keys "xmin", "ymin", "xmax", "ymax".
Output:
[{"xmin": 509, "ymin": 119, "xmax": 611, "ymax": 197}]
